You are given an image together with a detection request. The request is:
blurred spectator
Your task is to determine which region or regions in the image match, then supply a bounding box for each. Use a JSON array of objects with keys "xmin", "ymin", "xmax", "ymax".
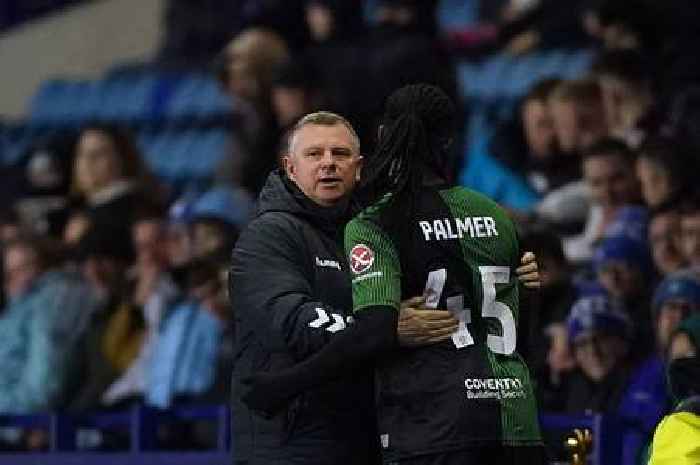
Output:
[
  {"xmin": 270, "ymin": 58, "xmax": 324, "ymax": 131},
  {"xmin": 679, "ymin": 195, "xmax": 700, "ymax": 268},
  {"xmin": 593, "ymin": 233, "xmax": 654, "ymax": 338},
  {"xmin": 0, "ymin": 237, "xmax": 94, "ymax": 413},
  {"xmin": 369, "ymin": 0, "xmax": 457, "ymax": 109},
  {"xmin": 497, "ymin": 0, "xmax": 591, "ymax": 54},
  {"xmin": 649, "ymin": 205, "xmax": 685, "ymax": 275},
  {"xmin": 668, "ymin": 314, "xmax": 700, "ymax": 361},
  {"xmin": 305, "ymin": 0, "xmax": 365, "ymax": 44},
  {"xmin": 636, "ymin": 137, "xmax": 696, "ymax": 209},
  {"xmin": 461, "ymin": 78, "xmax": 563, "ymax": 211},
  {"xmin": 593, "ymin": 0, "xmax": 658, "ymax": 52},
  {"xmin": 563, "ymin": 138, "xmax": 640, "ymax": 262},
  {"xmin": 302, "ymin": 0, "xmax": 373, "ymax": 148},
  {"xmin": 216, "ymin": 28, "xmax": 290, "ymax": 194},
  {"xmin": 548, "ymin": 79, "xmax": 608, "ymax": 157},
  {"xmin": 13, "ymin": 135, "xmax": 75, "ymax": 238},
  {"xmin": 68, "ymin": 226, "xmax": 143, "ymax": 411},
  {"xmin": 165, "ymin": 192, "xmax": 198, "ymax": 269},
  {"xmin": 101, "ymin": 211, "xmax": 180, "ymax": 407},
  {"xmin": 564, "ymin": 294, "xmax": 667, "ymax": 465},
  {"xmin": 373, "ymin": 0, "xmax": 439, "ymax": 38},
  {"xmin": 145, "ymin": 259, "xmax": 227, "ymax": 409},
  {"xmin": 592, "ymin": 49, "xmax": 654, "ymax": 144},
  {"xmin": 652, "ymin": 270, "xmax": 700, "ymax": 356},
  {"xmin": 0, "ymin": 209, "xmax": 21, "ymax": 246},
  {"xmin": 64, "ymin": 124, "xmax": 162, "ymax": 251},
  {"xmin": 189, "ymin": 186, "xmax": 250, "ymax": 263}
]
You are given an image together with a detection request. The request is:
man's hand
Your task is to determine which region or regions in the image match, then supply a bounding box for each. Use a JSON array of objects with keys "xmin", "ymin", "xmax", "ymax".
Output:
[
  {"xmin": 517, "ymin": 251, "xmax": 541, "ymax": 289},
  {"xmin": 398, "ymin": 296, "xmax": 459, "ymax": 347}
]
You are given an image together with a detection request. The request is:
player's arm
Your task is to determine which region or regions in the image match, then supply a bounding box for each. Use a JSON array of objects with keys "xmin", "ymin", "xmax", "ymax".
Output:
[
  {"xmin": 230, "ymin": 217, "xmax": 350, "ymax": 360},
  {"xmin": 240, "ymin": 219, "xmax": 402, "ymax": 413}
]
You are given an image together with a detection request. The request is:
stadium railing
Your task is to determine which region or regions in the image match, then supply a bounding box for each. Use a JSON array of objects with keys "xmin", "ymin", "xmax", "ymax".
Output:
[{"xmin": 0, "ymin": 407, "xmax": 639, "ymax": 465}]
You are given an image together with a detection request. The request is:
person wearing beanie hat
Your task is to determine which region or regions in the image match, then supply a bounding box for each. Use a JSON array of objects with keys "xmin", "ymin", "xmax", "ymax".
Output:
[
  {"xmin": 653, "ymin": 270, "xmax": 700, "ymax": 355},
  {"xmin": 566, "ymin": 295, "xmax": 633, "ymax": 383},
  {"xmin": 563, "ymin": 294, "xmax": 667, "ymax": 465},
  {"xmin": 593, "ymin": 232, "xmax": 656, "ymax": 356},
  {"xmin": 188, "ymin": 186, "xmax": 252, "ymax": 264}
]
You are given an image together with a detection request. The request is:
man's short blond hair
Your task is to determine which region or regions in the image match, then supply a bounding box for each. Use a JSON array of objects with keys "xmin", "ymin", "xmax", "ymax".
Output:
[{"xmin": 288, "ymin": 111, "xmax": 360, "ymax": 154}]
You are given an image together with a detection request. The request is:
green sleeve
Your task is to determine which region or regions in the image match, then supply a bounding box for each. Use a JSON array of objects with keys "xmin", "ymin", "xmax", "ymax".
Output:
[{"xmin": 344, "ymin": 218, "xmax": 401, "ymax": 313}]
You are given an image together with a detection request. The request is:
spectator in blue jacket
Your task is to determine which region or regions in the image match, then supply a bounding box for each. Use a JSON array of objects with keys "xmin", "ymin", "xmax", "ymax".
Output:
[
  {"xmin": 0, "ymin": 236, "xmax": 95, "ymax": 413},
  {"xmin": 460, "ymin": 78, "xmax": 565, "ymax": 211},
  {"xmin": 563, "ymin": 294, "xmax": 667, "ymax": 465},
  {"xmin": 145, "ymin": 260, "xmax": 226, "ymax": 409}
]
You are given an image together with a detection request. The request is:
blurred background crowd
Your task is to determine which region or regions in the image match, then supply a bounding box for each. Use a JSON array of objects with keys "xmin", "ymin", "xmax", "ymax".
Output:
[{"xmin": 1, "ymin": 0, "xmax": 700, "ymax": 461}]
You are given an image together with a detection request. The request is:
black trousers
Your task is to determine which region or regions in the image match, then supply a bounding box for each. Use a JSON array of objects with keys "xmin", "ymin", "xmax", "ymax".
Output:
[{"xmin": 393, "ymin": 446, "xmax": 548, "ymax": 465}]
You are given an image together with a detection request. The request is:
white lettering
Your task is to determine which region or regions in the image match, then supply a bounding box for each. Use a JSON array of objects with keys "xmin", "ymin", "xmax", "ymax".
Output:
[
  {"xmin": 474, "ymin": 217, "xmax": 486, "ymax": 237},
  {"xmin": 456, "ymin": 217, "xmax": 473, "ymax": 238},
  {"xmin": 315, "ymin": 257, "xmax": 342, "ymax": 270},
  {"xmin": 433, "ymin": 220, "xmax": 448, "ymax": 240},
  {"xmin": 444, "ymin": 219, "xmax": 459, "ymax": 239},
  {"xmin": 351, "ymin": 271, "xmax": 384, "ymax": 283},
  {"xmin": 484, "ymin": 217, "xmax": 499, "ymax": 237},
  {"xmin": 419, "ymin": 221, "xmax": 433, "ymax": 241}
]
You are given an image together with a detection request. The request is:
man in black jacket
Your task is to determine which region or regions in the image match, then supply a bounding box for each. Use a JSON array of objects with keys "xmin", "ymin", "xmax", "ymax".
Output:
[{"xmin": 230, "ymin": 111, "xmax": 540, "ymax": 464}]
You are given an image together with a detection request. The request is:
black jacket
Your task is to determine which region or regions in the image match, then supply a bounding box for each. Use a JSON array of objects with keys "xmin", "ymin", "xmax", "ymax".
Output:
[{"xmin": 229, "ymin": 171, "xmax": 378, "ymax": 465}]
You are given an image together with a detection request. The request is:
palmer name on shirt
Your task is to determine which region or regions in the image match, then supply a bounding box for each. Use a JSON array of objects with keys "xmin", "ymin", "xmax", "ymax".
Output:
[{"xmin": 418, "ymin": 216, "xmax": 499, "ymax": 241}]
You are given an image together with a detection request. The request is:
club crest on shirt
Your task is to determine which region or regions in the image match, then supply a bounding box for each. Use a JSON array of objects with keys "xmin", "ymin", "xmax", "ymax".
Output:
[{"xmin": 350, "ymin": 244, "xmax": 374, "ymax": 275}]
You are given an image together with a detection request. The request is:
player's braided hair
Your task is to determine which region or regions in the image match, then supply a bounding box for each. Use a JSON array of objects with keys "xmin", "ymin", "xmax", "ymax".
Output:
[{"xmin": 360, "ymin": 83, "xmax": 456, "ymax": 205}]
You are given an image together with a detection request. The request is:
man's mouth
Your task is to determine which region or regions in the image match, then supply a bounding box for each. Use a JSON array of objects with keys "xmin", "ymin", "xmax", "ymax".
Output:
[{"xmin": 319, "ymin": 177, "xmax": 342, "ymax": 186}]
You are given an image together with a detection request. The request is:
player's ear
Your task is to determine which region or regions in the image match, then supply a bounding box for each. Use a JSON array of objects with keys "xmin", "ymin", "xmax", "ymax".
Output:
[
  {"xmin": 355, "ymin": 155, "xmax": 364, "ymax": 181},
  {"xmin": 283, "ymin": 154, "xmax": 296, "ymax": 181}
]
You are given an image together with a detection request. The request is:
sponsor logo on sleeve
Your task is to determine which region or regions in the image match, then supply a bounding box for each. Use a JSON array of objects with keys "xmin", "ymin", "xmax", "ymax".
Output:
[{"xmin": 349, "ymin": 244, "xmax": 375, "ymax": 275}]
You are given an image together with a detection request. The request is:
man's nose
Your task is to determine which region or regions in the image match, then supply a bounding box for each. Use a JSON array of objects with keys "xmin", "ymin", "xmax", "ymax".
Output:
[{"xmin": 320, "ymin": 150, "xmax": 337, "ymax": 168}]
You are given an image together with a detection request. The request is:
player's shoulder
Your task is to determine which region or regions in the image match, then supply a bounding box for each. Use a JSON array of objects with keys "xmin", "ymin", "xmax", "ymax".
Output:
[
  {"xmin": 441, "ymin": 185, "xmax": 501, "ymax": 207},
  {"xmin": 440, "ymin": 186, "xmax": 513, "ymax": 222}
]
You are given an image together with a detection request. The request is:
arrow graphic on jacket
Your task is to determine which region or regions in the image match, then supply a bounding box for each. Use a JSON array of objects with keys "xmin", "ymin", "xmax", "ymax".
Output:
[
  {"xmin": 326, "ymin": 313, "xmax": 347, "ymax": 333},
  {"xmin": 309, "ymin": 308, "xmax": 330, "ymax": 328}
]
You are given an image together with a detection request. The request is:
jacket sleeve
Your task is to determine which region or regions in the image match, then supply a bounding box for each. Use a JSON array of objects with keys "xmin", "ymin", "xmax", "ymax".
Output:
[{"xmin": 230, "ymin": 215, "xmax": 346, "ymax": 360}]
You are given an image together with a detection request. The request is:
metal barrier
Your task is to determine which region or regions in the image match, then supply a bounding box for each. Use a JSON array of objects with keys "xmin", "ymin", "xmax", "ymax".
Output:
[{"xmin": 0, "ymin": 408, "xmax": 633, "ymax": 465}]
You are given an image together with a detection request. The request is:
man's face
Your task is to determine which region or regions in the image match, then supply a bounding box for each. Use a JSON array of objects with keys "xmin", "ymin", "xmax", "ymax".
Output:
[
  {"xmin": 550, "ymin": 99, "xmax": 607, "ymax": 154},
  {"xmin": 649, "ymin": 212, "xmax": 685, "ymax": 275},
  {"xmin": 3, "ymin": 245, "xmax": 40, "ymax": 299},
  {"xmin": 285, "ymin": 123, "xmax": 362, "ymax": 207},
  {"xmin": 583, "ymin": 154, "xmax": 639, "ymax": 209},
  {"xmin": 681, "ymin": 212, "xmax": 700, "ymax": 267},
  {"xmin": 192, "ymin": 221, "xmax": 227, "ymax": 259},
  {"xmin": 522, "ymin": 99, "xmax": 556, "ymax": 159},
  {"xmin": 668, "ymin": 332, "xmax": 697, "ymax": 361},
  {"xmin": 574, "ymin": 332, "xmax": 627, "ymax": 382},
  {"xmin": 272, "ymin": 87, "xmax": 309, "ymax": 127},
  {"xmin": 656, "ymin": 300, "xmax": 692, "ymax": 352},
  {"xmin": 636, "ymin": 157, "xmax": 673, "ymax": 208},
  {"xmin": 597, "ymin": 260, "xmax": 643, "ymax": 299},
  {"xmin": 133, "ymin": 220, "xmax": 167, "ymax": 266}
]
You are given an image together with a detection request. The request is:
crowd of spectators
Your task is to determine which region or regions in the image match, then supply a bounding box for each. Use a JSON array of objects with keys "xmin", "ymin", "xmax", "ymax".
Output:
[{"xmin": 2, "ymin": 0, "xmax": 700, "ymax": 461}]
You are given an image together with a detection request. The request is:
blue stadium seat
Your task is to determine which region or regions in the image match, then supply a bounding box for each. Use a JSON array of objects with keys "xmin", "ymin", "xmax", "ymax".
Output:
[
  {"xmin": 166, "ymin": 75, "xmax": 231, "ymax": 119},
  {"xmin": 138, "ymin": 128, "xmax": 229, "ymax": 182}
]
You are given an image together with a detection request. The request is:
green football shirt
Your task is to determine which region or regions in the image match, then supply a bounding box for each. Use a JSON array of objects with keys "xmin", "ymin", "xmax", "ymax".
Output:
[{"xmin": 345, "ymin": 186, "xmax": 542, "ymax": 460}]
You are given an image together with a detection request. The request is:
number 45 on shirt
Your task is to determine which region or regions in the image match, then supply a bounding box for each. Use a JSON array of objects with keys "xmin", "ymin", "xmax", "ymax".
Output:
[{"xmin": 423, "ymin": 267, "xmax": 516, "ymax": 355}]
